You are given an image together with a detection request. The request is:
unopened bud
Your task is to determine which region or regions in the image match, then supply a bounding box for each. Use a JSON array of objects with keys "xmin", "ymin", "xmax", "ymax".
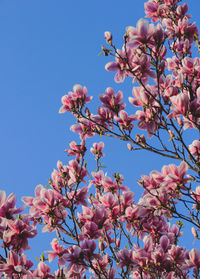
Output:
[
  {"xmin": 104, "ymin": 31, "xmax": 112, "ymax": 45},
  {"xmin": 192, "ymin": 227, "xmax": 198, "ymax": 239},
  {"xmin": 168, "ymin": 129, "xmax": 174, "ymax": 139},
  {"xmin": 85, "ymin": 107, "xmax": 91, "ymax": 117},
  {"xmin": 127, "ymin": 143, "xmax": 133, "ymax": 151},
  {"xmin": 116, "ymin": 238, "xmax": 120, "ymax": 249},
  {"xmin": 177, "ymin": 117, "xmax": 183, "ymax": 127},
  {"xmin": 101, "ymin": 45, "xmax": 110, "ymax": 56}
]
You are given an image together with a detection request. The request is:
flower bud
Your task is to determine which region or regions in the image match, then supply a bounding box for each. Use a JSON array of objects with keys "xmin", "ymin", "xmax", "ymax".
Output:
[
  {"xmin": 168, "ymin": 129, "xmax": 174, "ymax": 139},
  {"xmin": 104, "ymin": 31, "xmax": 112, "ymax": 45},
  {"xmin": 192, "ymin": 227, "xmax": 199, "ymax": 239},
  {"xmin": 85, "ymin": 107, "xmax": 91, "ymax": 117},
  {"xmin": 127, "ymin": 143, "xmax": 133, "ymax": 151},
  {"xmin": 177, "ymin": 117, "xmax": 183, "ymax": 127},
  {"xmin": 116, "ymin": 238, "xmax": 120, "ymax": 249}
]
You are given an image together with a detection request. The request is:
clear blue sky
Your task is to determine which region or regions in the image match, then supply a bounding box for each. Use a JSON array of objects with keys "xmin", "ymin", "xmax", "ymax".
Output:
[{"xmin": 0, "ymin": 0, "xmax": 199, "ymax": 271}]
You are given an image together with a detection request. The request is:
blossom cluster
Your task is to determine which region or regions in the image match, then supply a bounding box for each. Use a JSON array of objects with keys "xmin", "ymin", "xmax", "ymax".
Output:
[{"xmin": 1, "ymin": 0, "xmax": 200, "ymax": 278}]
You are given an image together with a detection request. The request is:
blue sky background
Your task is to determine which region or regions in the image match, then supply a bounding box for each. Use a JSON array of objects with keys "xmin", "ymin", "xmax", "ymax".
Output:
[{"xmin": 0, "ymin": 0, "xmax": 199, "ymax": 273}]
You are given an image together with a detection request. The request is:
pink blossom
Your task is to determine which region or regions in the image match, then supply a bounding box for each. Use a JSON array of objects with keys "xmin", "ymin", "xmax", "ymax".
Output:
[
  {"xmin": 90, "ymin": 108, "xmax": 112, "ymax": 130},
  {"xmin": 90, "ymin": 170, "xmax": 105, "ymax": 189},
  {"xmin": 105, "ymin": 48, "xmax": 130, "ymax": 83},
  {"xmin": 22, "ymin": 185, "xmax": 67, "ymax": 232},
  {"xmin": 59, "ymin": 84, "xmax": 92, "ymax": 114},
  {"xmin": 129, "ymin": 86, "xmax": 158, "ymax": 107},
  {"xmin": 171, "ymin": 39, "xmax": 191, "ymax": 58},
  {"xmin": 183, "ymin": 113, "xmax": 200, "ymax": 130},
  {"xmin": 159, "ymin": 235, "xmax": 170, "ymax": 252},
  {"xmin": 46, "ymin": 238, "xmax": 67, "ymax": 266},
  {"xmin": 99, "ymin": 87, "xmax": 125, "ymax": 114},
  {"xmin": 190, "ymin": 99, "xmax": 200, "ymax": 117},
  {"xmin": 161, "ymin": 74, "xmax": 178, "ymax": 100},
  {"xmin": 65, "ymin": 140, "xmax": 86, "ymax": 161},
  {"xmin": 152, "ymin": 23, "xmax": 165, "ymax": 49},
  {"xmin": 127, "ymin": 18, "xmax": 155, "ymax": 48},
  {"xmin": 136, "ymin": 108, "xmax": 160, "ymax": 138},
  {"xmin": 144, "ymin": 0, "xmax": 159, "ymax": 22},
  {"xmin": 80, "ymin": 239, "xmax": 98, "ymax": 261},
  {"xmin": 70, "ymin": 118, "xmax": 96, "ymax": 140},
  {"xmin": 124, "ymin": 205, "xmax": 139, "ymax": 230},
  {"xmin": 140, "ymin": 169, "xmax": 164, "ymax": 190},
  {"xmin": 99, "ymin": 193, "xmax": 120, "ymax": 222},
  {"xmin": 3, "ymin": 218, "xmax": 37, "ymax": 252},
  {"xmin": 189, "ymin": 140, "xmax": 200, "ymax": 158},
  {"xmin": 0, "ymin": 251, "xmax": 33, "ymax": 278},
  {"xmin": 130, "ymin": 53, "xmax": 156, "ymax": 84},
  {"xmin": 67, "ymin": 187, "xmax": 88, "ymax": 206},
  {"xmin": 114, "ymin": 110, "xmax": 136, "ymax": 132},
  {"xmin": 78, "ymin": 206, "xmax": 111, "ymax": 229},
  {"xmin": 191, "ymin": 185, "xmax": 200, "ymax": 202},
  {"xmin": 189, "ymin": 248, "xmax": 200, "ymax": 267},
  {"xmin": 176, "ymin": 3, "xmax": 188, "ymax": 18},
  {"xmin": 175, "ymin": 16, "xmax": 198, "ymax": 44},
  {"xmin": 164, "ymin": 0, "xmax": 179, "ymax": 5},
  {"xmin": 181, "ymin": 57, "xmax": 200, "ymax": 77},
  {"xmin": 101, "ymin": 174, "xmax": 129, "ymax": 193},
  {"xmin": 166, "ymin": 56, "xmax": 181, "ymax": 72},
  {"xmin": 106, "ymin": 47, "xmax": 155, "ymax": 85},
  {"xmin": 50, "ymin": 161, "xmax": 69, "ymax": 191},
  {"xmin": 99, "ymin": 193, "xmax": 117, "ymax": 208},
  {"xmin": 63, "ymin": 245, "xmax": 86, "ymax": 276},
  {"xmin": 162, "ymin": 161, "xmax": 189, "ymax": 190},
  {"xmin": 67, "ymin": 159, "xmax": 87, "ymax": 186},
  {"xmin": 82, "ymin": 221, "xmax": 103, "ymax": 239},
  {"xmin": 32, "ymin": 261, "xmax": 55, "ymax": 278},
  {"xmin": 64, "ymin": 265, "xmax": 86, "ymax": 279},
  {"xmin": 170, "ymin": 93, "xmax": 189, "ymax": 116},
  {"xmin": 90, "ymin": 142, "xmax": 104, "ymax": 158},
  {"xmin": 78, "ymin": 206, "xmax": 112, "ymax": 240},
  {"xmin": 118, "ymin": 249, "xmax": 137, "ymax": 269},
  {"xmin": 97, "ymin": 106, "xmax": 114, "ymax": 122},
  {"xmin": 0, "ymin": 191, "xmax": 25, "ymax": 219},
  {"xmin": 121, "ymin": 191, "xmax": 135, "ymax": 207}
]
